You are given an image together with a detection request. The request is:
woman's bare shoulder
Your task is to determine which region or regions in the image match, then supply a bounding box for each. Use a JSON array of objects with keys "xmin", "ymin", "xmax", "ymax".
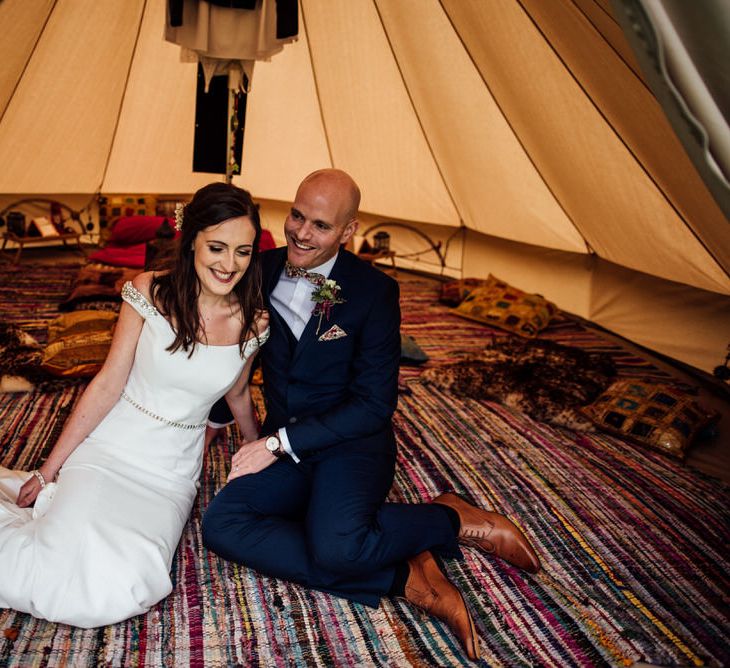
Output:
[
  {"xmin": 130, "ymin": 271, "xmax": 155, "ymax": 300},
  {"xmin": 131, "ymin": 270, "xmax": 172, "ymax": 302}
]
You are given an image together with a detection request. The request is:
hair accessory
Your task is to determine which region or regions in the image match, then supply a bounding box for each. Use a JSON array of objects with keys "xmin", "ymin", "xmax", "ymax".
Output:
[
  {"xmin": 32, "ymin": 469, "xmax": 46, "ymax": 489},
  {"xmin": 174, "ymin": 202, "xmax": 186, "ymax": 232}
]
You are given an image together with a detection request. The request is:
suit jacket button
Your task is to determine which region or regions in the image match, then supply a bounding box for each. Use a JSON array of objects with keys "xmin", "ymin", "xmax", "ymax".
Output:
[{"xmin": 289, "ymin": 417, "xmax": 297, "ymax": 424}]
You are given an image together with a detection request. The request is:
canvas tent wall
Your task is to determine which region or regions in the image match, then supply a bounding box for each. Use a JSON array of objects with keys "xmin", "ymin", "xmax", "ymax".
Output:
[{"xmin": 0, "ymin": 0, "xmax": 728, "ymax": 375}]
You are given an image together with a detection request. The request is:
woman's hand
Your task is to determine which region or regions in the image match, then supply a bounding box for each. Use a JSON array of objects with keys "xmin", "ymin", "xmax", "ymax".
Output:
[
  {"xmin": 227, "ymin": 438, "xmax": 277, "ymax": 482},
  {"xmin": 16, "ymin": 476, "xmax": 42, "ymax": 508},
  {"xmin": 16, "ymin": 466, "xmax": 56, "ymax": 507}
]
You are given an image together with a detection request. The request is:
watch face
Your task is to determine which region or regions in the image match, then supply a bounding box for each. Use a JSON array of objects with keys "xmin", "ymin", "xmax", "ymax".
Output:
[{"xmin": 266, "ymin": 436, "xmax": 279, "ymax": 453}]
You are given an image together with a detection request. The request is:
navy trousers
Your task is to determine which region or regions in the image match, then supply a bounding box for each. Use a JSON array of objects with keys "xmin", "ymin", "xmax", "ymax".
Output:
[{"xmin": 202, "ymin": 437, "xmax": 460, "ymax": 607}]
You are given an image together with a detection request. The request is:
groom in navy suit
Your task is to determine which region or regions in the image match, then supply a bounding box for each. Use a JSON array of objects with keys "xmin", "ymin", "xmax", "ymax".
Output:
[{"xmin": 202, "ymin": 169, "xmax": 540, "ymax": 661}]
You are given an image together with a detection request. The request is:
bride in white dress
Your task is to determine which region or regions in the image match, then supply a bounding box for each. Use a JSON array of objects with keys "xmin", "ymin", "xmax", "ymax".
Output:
[{"xmin": 0, "ymin": 183, "xmax": 269, "ymax": 628}]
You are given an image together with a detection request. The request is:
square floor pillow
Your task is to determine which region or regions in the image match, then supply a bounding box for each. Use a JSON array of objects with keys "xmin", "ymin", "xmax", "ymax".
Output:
[
  {"xmin": 47, "ymin": 310, "xmax": 119, "ymax": 342},
  {"xmin": 580, "ymin": 378, "xmax": 719, "ymax": 458},
  {"xmin": 451, "ymin": 275, "xmax": 557, "ymax": 337},
  {"xmin": 41, "ymin": 312, "xmax": 118, "ymax": 378}
]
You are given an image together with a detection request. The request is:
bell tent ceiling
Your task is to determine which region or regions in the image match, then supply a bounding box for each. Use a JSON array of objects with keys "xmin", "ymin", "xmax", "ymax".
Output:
[{"xmin": 0, "ymin": 0, "xmax": 728, "ymax": 374}]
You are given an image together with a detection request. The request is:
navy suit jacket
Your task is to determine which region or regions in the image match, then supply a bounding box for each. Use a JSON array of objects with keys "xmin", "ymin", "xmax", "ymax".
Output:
[{"xmin": 260, "ymin": 247, "xmax": 401, "ymax": 459}]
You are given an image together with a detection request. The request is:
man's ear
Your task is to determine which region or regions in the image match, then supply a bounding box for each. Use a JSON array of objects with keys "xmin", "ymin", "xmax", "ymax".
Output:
[{"xmin": 342, "ymin": 218, "xmax": 358, "ymax": 245}]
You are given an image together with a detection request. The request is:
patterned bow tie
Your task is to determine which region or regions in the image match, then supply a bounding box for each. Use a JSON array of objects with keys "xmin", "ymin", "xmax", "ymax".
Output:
[{"xmin": 285, "ymin": 261, "xmax": 325, "ymax": 286}]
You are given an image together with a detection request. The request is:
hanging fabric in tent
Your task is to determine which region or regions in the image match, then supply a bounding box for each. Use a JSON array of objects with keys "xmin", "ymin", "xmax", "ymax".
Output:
[{"xmin": 164, "ymin": 0, "xmax": 298, "ymax": 176}]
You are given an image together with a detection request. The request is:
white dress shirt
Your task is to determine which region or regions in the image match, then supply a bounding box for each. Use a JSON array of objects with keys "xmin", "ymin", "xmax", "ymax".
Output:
[{"xmin": 269, "ymin": 253, "xmax": 338, "ymax": 462}]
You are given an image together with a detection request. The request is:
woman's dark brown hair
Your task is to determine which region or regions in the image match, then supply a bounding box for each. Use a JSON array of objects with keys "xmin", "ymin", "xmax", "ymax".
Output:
[{"xmin": 151, "ymin": 182, "xmax": 264, "ymax": 357}]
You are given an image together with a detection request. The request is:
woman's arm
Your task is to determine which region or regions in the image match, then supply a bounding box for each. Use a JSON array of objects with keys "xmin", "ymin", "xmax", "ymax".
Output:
[
  {"xmin": 223, "ymin": 311, "xmax": 269, "ymax": 444},
  {"xmin": 224, "ymin": 353, "xmax": 259, "ymax": 443},
  {"xmin": 16, "ymin": 299, "xmax": 145, "ymax": 507}
]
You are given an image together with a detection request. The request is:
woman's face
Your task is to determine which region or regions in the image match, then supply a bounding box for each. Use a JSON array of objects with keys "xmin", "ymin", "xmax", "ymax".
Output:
[{"xmin": 193, "ymin": 216, "xmax": 256, "ymax": 298}]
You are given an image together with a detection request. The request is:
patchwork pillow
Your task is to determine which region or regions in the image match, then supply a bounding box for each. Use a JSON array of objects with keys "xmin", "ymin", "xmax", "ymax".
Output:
[
  {"xmin": 580, "ymin": 378, "xmax": 718, "ymax": 458},
  {"xmin": 439, "ymin": 278, "xmax": 490, "ymax": 306},
  {"xmin": 41, "ymin": 312, "xmax": 118, "ymax": 378},
  {"xmin": 451, "ymin": 275, "xmax": 557, "ymax": 337},
  {"xmin": 99, "ymin": 195, "xmax": 157, "ymax": 230}
]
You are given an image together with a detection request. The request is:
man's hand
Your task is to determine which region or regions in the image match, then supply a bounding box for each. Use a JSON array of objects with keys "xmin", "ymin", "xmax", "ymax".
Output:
[{"xmin": 227, "ymin": 437, "xmax": 278, "ymax": 482}]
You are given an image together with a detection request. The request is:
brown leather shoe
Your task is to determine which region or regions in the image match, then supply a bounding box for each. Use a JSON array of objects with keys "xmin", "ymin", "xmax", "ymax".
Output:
[
  {"xmin": 433, "ymin": 492, "xmax": 541, "ymax": 573},
  {"xmin": 404, "ymin": 551, "xmax": 480, "ymax": 660}
]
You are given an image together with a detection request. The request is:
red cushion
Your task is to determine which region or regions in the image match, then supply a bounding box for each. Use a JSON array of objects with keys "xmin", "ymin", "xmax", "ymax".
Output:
[
  {"xmin": 109, "ymin": 216, "xmax": 168, "ymax": 245},
  {"xmin": 260, "ymin": 229, "xmax": 276, "ymax": 251},
  {"xmin": 88, "ymin": 243, "xmax": 148, "ymax": 268}
]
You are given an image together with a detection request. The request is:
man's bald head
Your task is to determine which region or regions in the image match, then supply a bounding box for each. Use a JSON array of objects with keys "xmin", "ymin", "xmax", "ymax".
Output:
[
  {"xmin": 298, "ymin": 169, "xmax": 361, "ymax": 226},
  {"xmin": 284, "ymin": 168, "xmax": 361, "ymax": 269}
]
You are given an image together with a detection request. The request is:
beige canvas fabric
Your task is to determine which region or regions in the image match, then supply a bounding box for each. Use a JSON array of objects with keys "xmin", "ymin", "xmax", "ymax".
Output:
[{"xmin": 0, "ymin": 0, "xmax": 727, "ymax": 373}]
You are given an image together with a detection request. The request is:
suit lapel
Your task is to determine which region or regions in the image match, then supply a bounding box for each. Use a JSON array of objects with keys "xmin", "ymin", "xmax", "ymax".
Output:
[
  {"xmin": 263, "ymin": 248, "xmax": 288, "ymax": 301},
  {"xmin": 262, "ymin": 248, "xmax": 298, "ymax": 353}
]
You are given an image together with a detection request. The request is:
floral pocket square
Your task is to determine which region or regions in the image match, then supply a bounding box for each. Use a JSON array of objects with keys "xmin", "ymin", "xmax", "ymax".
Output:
[{"xmin": 318, "ymin": 324, "xmax": 347, "ymax": 342}]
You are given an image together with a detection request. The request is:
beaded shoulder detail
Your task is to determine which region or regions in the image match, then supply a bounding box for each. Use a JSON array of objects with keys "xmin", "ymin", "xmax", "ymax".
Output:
[
  {"xmin": 121, "ymin": 281, "xmax": 158, "ymax": 318},
  {"xmin": 243, "ymin": 327, "xmax": 270, "ymax": 357}
]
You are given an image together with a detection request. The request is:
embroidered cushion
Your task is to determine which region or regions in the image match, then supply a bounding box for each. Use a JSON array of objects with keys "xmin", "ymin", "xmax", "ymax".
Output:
[
  {"xmin": 47, "ymin": 311, "xmax": 119, "ymax": 342},
  {"xmin": 41, "ymin": 312, "xmax": 118, "ymax": 377},
  {"xmin": 580, "ymin": 378, "xmax": 718, "ymax": 458},
  {"xmin": 451, "ymin": 275, "xmax": 557, "ymax": 337},
  {"xmin": 99, "ymin": 195, "xmax": 157, "ymax": 238}
]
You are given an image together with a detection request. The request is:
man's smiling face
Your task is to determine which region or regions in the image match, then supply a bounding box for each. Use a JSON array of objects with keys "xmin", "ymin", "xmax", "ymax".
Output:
[{"xmin": 283, "ymin": 177, "xmax": 358, "ymax": 270}]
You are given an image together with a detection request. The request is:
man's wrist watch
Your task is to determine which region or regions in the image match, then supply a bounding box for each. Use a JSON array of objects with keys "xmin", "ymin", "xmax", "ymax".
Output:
[{"xmin": 265, "ymin": 434, "xmax": 283, "ymax": 458}]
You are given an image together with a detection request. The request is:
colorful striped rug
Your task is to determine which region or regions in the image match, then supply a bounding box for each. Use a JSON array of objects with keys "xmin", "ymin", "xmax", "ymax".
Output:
[
  {"xmin": 0, "ymin": 261, "xmax": 83, "ymax": 344},
  {"xmin": 1, "ymin": 264, "xmax": 728, "ymax": 667}
]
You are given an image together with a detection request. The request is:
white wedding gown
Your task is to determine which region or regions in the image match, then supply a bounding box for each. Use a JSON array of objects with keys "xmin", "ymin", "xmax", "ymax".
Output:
[{"xmin": 0, "ymin": 282, "xmax": 267, "ymax": 628}]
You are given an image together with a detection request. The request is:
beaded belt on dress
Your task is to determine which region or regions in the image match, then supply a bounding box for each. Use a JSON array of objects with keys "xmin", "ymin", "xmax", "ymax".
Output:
[{"xmin": 121, "ymin": 391, "xmax": 206, "ymax": 430}]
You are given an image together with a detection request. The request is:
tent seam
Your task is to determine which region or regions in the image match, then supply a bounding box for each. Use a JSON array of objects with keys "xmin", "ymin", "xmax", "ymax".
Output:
[
  {"xmin": 96, "ymin": 0, "xmax": 149, "ymax": 195},
  {"xmin": 0, "ymin": 0, "xmax": 59, "ymax": 127},
  {"xmin": 372, "ymin": 0, "xmax": 463, "ymax": 233},
  {"xmin": 438, "ymin": 0, "xmax": 589, "ymax": 253},
  {"xmin": 571, "ymin": 0, "xmax": 649, "ymax": 88},
  {"xmin": 518, "ymin": 0, "xmax": 729, "ymax": 281},
  {"xmin": 300, "ymin": 3, "xmax": 334, "ymax": 169}
]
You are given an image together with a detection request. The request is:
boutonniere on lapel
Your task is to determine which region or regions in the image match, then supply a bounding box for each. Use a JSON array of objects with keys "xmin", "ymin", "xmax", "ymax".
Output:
[{"xmin": 311, "ymin": 278, "xmax": 345, "ymax": 335}]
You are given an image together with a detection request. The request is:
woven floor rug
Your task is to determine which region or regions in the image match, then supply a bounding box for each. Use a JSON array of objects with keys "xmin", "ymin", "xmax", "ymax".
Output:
[
  {"xmin": 0, "ymin": 261, "xmax": 84, "ymax": 344},
  {"xmin": 1, "ymin": 264, "xmax": 728, "ymax": 667}
]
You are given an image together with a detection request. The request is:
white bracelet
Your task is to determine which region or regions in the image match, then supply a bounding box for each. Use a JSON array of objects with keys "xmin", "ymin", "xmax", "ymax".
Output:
[{"xmin": 32, "ymin": 470, "xmax": 46, "ymax": 489}]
